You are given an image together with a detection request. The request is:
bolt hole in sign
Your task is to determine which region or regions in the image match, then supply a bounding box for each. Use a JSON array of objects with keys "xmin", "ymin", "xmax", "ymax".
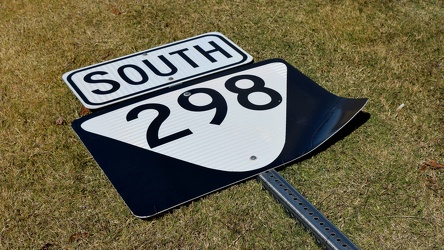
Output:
[
  {"xmin": 63, "ymin": 32, "xmax": 253, "ymax": 109},
  {"xmin": 71, "ymin": 58, "xmax": 367, "ymax": 218}
]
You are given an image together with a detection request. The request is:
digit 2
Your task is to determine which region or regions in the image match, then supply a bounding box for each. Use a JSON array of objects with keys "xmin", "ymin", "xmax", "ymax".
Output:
[{"xmin": 126, "ymin": 103, "xmax": 192, "ymax": 148}]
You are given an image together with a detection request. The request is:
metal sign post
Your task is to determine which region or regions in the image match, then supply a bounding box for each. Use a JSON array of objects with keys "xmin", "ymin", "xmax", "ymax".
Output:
[{"xmin": 258, "ymin": 170, "xmax": 359, "ymax": 249}]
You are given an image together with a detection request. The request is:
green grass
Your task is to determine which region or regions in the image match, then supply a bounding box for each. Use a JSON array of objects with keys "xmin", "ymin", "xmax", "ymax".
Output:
[{"xmin": 1, "ymin": 0, "xmax": 443, "ymax": 249}]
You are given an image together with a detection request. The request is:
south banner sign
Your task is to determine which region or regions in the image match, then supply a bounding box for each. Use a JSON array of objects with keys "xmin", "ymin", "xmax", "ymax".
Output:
[
  {"xmin": 63, "ymin": 32, "xmax": 253, "ymax": 109},
  {"xmin": 72, "ymin": 59, "xmax": 367, "ymax": 218}
]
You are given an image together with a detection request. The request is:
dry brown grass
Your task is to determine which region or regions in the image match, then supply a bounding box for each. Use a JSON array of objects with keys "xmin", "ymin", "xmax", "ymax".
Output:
[{"xmin": 1, "ymin": 0, "xmax": 443, "ymax": 249}]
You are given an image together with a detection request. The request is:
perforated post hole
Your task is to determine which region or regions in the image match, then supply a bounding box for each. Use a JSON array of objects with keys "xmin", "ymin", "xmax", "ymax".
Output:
[{"xmin": 257, "ymin": 170, "xmax": 359, "ymax": 250}]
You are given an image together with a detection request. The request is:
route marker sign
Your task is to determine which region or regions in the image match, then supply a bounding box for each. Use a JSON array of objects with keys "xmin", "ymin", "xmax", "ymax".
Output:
[
  {"xmin": 63, "ymin": 32, "xmax": 253, "ymax": 109},
  {"xmin": 71, "ymin": 59, "xmax": 367, "ymax": 218}
]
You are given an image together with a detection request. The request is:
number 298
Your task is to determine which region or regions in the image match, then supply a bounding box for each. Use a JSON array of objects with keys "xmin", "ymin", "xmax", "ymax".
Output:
[{"xmin": 126, "ymin": 74, "xmax": 282, "ymax": 148}]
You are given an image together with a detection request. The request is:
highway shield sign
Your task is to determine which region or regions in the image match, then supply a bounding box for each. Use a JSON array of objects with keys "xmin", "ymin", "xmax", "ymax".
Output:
[{"xmin": 72, "ymin": 59, "xmax": 367, "ymax": 218}]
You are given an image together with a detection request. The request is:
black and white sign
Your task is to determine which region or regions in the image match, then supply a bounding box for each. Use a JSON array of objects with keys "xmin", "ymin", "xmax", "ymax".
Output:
[
  {"xmin": 72, "ymin": 59, "xmax": 367, "ymax": 218},
  {"xmin": 63, "ymin": 32, "xmax": 253, "ymax": 109}
]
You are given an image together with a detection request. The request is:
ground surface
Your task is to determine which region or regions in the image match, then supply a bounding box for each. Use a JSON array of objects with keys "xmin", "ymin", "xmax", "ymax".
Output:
[{"xmin": 1, "ymin": 0, "xmax": 443, "ymax": 249}]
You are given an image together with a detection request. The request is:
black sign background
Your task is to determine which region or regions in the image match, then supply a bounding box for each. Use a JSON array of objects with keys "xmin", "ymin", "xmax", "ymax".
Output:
[{"xmin": 72, "ymin": 59, "xmax": 367, "ymax": 218}]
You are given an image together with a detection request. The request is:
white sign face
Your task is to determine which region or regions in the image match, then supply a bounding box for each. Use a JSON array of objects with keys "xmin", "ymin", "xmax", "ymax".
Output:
[
  {"xmin": 63, "ymin": 32, "xmax": 253, "ymax": 109},
  {"xmin": 80, "ymin": 62, "xmax": 287, "ymax": 172}
]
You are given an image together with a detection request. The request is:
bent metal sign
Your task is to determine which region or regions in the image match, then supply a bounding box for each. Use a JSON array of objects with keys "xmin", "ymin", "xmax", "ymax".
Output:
[{"xmin": 64, "ymin": 33, "xmax": 367, "ymax": 218}]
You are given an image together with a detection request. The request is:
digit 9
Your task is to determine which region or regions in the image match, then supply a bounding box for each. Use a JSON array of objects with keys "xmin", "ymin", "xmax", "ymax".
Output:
[{"xmin": 178, "ymin": 88, "xmax": 228, "ymax": 125}]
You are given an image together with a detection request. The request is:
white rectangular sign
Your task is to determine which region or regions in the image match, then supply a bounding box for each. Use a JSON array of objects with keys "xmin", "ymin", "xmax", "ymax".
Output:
[{"xmin": 63, "ymin": 32, "xmax": 253, "ymax": 109}]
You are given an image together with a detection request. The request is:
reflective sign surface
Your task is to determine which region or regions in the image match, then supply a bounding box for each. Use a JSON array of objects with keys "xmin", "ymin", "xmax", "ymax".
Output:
[{"xmin": 72, "ymin": 59, "xmax": 367, "ymax": 218}]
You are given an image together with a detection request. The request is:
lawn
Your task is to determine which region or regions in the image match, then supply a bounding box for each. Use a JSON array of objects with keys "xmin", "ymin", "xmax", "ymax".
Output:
[{"xmin": 1, "ymin": 0, "xmax": 443, "ymax": 249}]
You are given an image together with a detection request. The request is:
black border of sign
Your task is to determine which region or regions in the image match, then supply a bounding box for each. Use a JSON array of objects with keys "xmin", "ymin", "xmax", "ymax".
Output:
[
  {"xmin": 72, "ymin": 59, "xmax": 368, "ymax": 218},
  {"xmin": 64, "ymin": 32, "xmax": 253, "ymax": 108}
]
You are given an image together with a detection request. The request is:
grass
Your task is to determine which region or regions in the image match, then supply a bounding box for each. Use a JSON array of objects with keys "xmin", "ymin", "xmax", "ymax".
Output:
[{"xmin": 1, "ymin": 0, "xmax": 443, "ymax": 249}]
